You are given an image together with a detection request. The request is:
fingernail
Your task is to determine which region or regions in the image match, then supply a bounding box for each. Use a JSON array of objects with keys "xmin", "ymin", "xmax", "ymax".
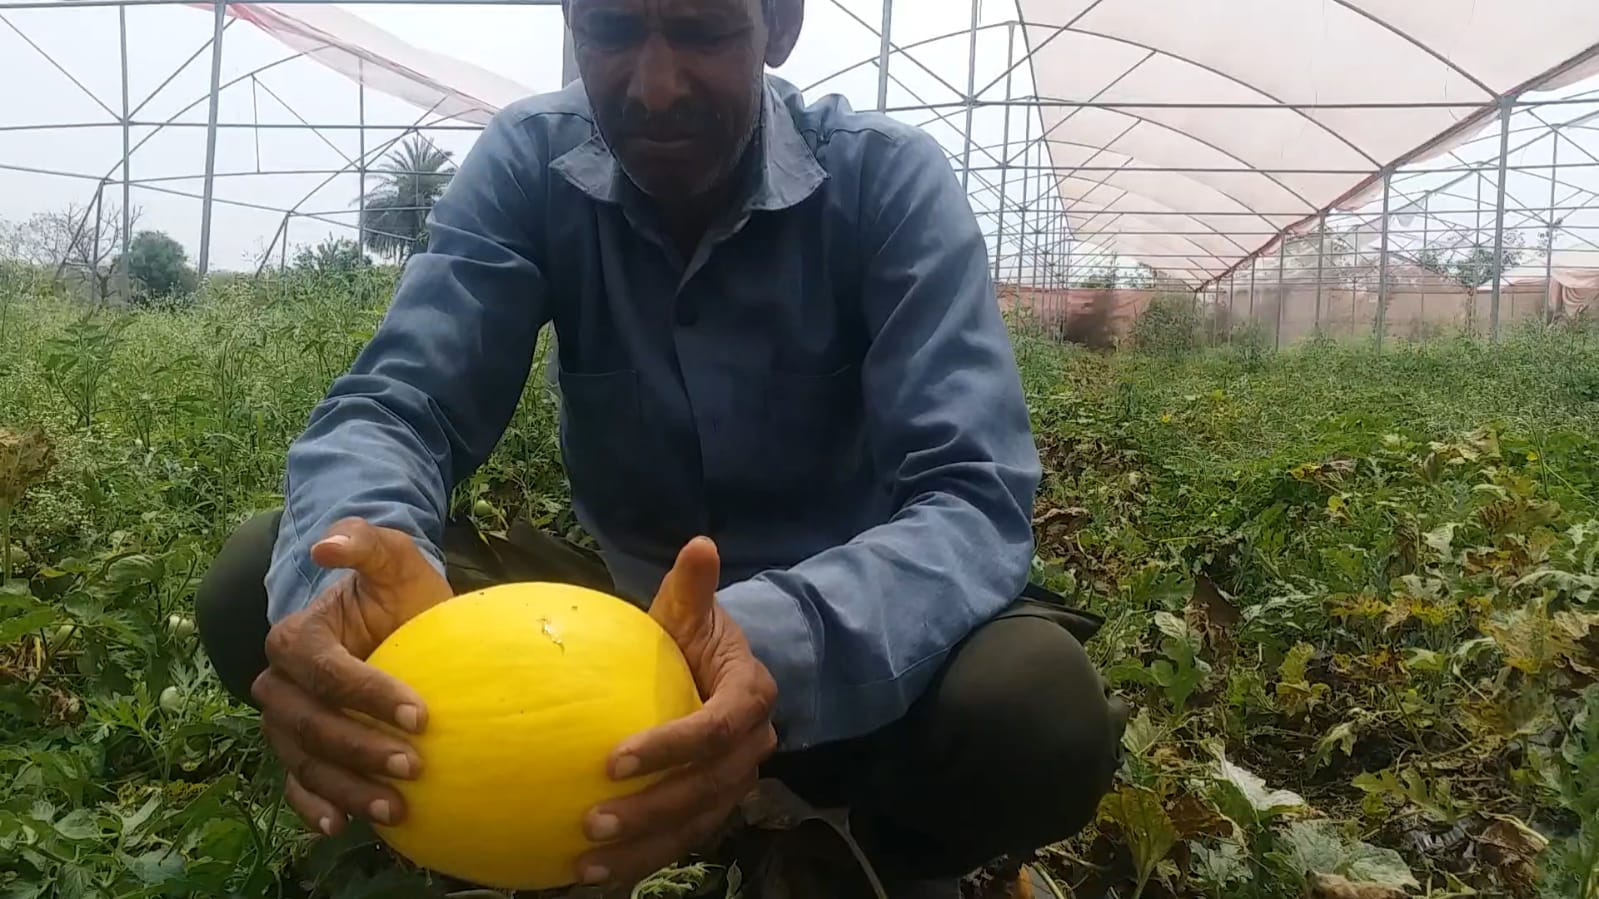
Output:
[
  {"xmin": 580, "ymin": 865, "xmax": 610, "ymax": 885},
  {"xmin": 315, "ymin": 535, "xmax": 351, "ymax": 551},
  {"xmin": 395, "ymin": 704, "xmax": 421, "ymax": 733},
  {"xmin": 369, "ymin": 799, "xmax": 392, "ymax": 825},
  {"xmin": 318, "ymin": 817, "xmax": 333, "ymax": 836},
  {"xmin": 612, "ymin": 754, "xmax": 639, "ymax": 779},
  {"xmin": 587, "ymin": 813, "xmax": 621, "ymax": 841},
  {"xmin": 386, "ymin": 753, "xmax": 414, "ymax": 778}
]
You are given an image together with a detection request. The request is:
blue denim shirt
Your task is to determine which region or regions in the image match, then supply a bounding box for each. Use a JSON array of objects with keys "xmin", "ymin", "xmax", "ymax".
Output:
[{"xmin": 265, "ymin": 75, "xmax": 1042, "ymax": 751}]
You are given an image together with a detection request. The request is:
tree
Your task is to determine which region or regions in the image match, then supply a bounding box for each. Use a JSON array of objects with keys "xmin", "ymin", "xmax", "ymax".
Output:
[
  {"xmin": 3, "ymin": 202, "xmax": 142, "ymax": 303},
  {"xmin": 120, "ymin": 230, "xmax": 198, "ymax": 301},
  {"xmin": 294, "ymin": 236, "xmax": 371, "ymax": 275},
  {"xmin": 358, "ymin": 136, "xmax": 456, "ymax": 263},
  {"xmin": 1415, "ymin": 235, "xmax": 1527, "ymax": 293}
]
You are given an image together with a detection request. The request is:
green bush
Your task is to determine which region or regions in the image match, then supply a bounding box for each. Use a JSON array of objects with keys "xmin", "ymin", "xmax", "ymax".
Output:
[
  {"xmin": 121, "ymin": 231, "xmax": 198, "ymax": 302},
  {"xmin": 1129, "ymin": 293, "xmax": 1202, "ymax": 356}
]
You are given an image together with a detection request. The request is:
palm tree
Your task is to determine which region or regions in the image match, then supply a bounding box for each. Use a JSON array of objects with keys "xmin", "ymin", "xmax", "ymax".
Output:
[{"xmin": 358, "ymin": 136, "xmax": 457, "ymax": 263}]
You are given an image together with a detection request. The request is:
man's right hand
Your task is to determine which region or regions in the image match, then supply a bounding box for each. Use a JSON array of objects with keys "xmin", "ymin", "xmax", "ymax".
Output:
[{"xmin": 250, "ymin": 517, "xmax": 453, "ymax": 837}]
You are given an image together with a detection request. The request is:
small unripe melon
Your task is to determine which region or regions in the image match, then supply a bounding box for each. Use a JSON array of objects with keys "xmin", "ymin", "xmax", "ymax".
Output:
[{"xmin": 364, "ymin": 582, "xmax": 702, "ymax": 891}]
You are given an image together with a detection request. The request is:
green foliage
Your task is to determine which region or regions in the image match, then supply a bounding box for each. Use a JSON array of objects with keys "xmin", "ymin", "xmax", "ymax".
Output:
[
  {"xmin": 1129, "ymin": 294, "xmax": 1203, "ymax": 356},
  {"xmin": 359, "ymin": 137, "xmax": 456, "ymax": 263},
  {"xmin": 120, "ymin": 231, "xmax": 198, "ymax": 302},
  {"xmin": 2, "ymin": 277, "xmax": 1599, "ymax": 896},
  {"xmin": 295, "ymin": 237, "xmax": 372, "ymax": 275}
]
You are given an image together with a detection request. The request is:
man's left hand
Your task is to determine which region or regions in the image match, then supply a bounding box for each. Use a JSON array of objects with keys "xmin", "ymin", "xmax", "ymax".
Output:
[{"xmin": 576, "ymin": 536, "xmax": 780, "ymax": 889}]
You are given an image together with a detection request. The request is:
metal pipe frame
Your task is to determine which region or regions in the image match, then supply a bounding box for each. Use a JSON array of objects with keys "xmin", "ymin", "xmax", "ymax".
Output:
[{"xmin": 2, "ymin": 0, "xmax": 1598, "ymax": 334}]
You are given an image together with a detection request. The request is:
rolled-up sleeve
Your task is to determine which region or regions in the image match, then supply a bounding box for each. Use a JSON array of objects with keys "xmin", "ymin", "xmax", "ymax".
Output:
[
  {"xmin": 264, "ymin": 110, "xmax": 553, "ymax": 624},
  {"xmin": 718, "ymin": 129, "xmax": 1042, "ymax": 750}
]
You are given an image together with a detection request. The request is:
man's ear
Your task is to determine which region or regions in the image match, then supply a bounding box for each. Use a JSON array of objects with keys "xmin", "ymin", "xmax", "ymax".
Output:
[{"xmin": 765, "ymin": 0, "xmax": 804, "ymax": 68}]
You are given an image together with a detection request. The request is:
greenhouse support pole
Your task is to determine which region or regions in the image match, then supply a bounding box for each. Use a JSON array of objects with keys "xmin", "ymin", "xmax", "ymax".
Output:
[
  {"xmin": 118, "ymin": 5, "xmax": 131, "ymax": 300},
  {"xmin": 197, "ymin": 0, "xmax": 227, "ymax": 279},
  {"xmin": 1544, "ymin": 127, "xmax": 1560, "ymax": 321},
  {"xmin": 1420, "ymin": 196, "xmax": 1429, "ymax": 323},
  {"xmin": 1227, "ymin": 274, "xmax": 1236, "ymax": 343},
  {"xmin": 1314, "ymin": 211, "xmax": 1326, "ymax": 329},
  {"xmin": 1248, "ymin": 256, "xmax": 1257, "ymax": 320},
  {"xmin": 1489, "ymin": 96, "xmax": 1513, "ymax": 342},
  {"xmin": 1275, "ymin": 237, "xmax": 1286, "ymax": 350},
  {"xmin": 1376, "ymin": 169, "xmax": 1392, "ymax": 352},
  {"xmin": 993, "ymin": 22, "xmax": 1016, "ymax": 284},
  {"xmin": 1017, "ymin": 84, "xmax": 1033, "ymax": 288},
  {"xmin": 875, "ymin": 0, "xmax": 892, "ymax": 112},
  {"xmin": 358, "ymin": 59, "xmax": 366, "ymax": 252},
  {"xmin": 959, "ymin": 0, "xmax": 979, "ymax": 192}
]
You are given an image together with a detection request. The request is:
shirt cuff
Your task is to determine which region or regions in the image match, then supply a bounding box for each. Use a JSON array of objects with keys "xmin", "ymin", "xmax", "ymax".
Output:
[{"xmin": 717, "ymin": 578, "xmax": 820, "ymax": 752}]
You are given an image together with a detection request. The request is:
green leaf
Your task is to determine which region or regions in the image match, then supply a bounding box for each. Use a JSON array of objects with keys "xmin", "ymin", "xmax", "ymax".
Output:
[
  {"xmin": 52, "ymin": 808, "xmax": 100, "ymax": 841},
  {"xmin": 0, "ymin": 608, "xmax": 57, "ymax": 645},
  {"xmin": 128, "ymin": 848, "xmax": 186, "ymax": 885}
]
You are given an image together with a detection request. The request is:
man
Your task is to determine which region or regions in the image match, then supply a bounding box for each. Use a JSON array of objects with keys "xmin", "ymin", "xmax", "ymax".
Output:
[{"xmin": 194, "ymin": 0, "xmax": 1125, "ymax": 895}]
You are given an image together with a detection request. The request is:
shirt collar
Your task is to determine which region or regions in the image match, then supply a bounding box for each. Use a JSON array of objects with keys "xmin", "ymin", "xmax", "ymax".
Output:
[{"xmin": 551, "ymin": 76, "xmax": 827, "ymax": 214}]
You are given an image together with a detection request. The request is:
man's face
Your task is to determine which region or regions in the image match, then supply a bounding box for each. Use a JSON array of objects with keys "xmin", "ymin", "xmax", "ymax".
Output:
[{"xmin": 567, "ymin": 0, "xmax": 798, "ymax": 206}]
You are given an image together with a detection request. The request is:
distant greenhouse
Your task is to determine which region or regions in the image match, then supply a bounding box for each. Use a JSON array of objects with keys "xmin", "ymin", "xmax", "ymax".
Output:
[{"xmin": 2, "ymin": 0, "xmax": 1597, "ymax": 344}]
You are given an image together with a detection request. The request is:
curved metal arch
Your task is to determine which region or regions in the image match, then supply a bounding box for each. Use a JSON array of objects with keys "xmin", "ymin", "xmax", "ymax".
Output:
[
  {"xmin": 798, "ymin": 20, "xmax": 1010, "ymax": 98},
  {"xmin": 1327, "ymin": 0, "xmax": 1496, "ymax": 99},
  {"xmin": 1049, "ymin": 25, "xmax": 1379, "ymax": 168}
]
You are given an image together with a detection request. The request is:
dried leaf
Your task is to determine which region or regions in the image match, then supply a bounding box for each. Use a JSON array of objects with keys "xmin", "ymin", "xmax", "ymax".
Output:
[
  {"xmin": 1307, "ymin": 872, "xmax": 1407, "ymax": 899},
  {"xmin": 1167, "ymin": 792, "xmax": 1232, "ymax": 840},
  {"xmin": 1478, "ymin": 815, "xmax": 1549, "ymax": 898}
]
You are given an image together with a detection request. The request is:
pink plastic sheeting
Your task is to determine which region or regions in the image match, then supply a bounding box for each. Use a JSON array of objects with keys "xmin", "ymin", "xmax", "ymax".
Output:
[
  {"xmin": 194, "ymin": 2, "xmax": 534, "ymax": 126},
  {"xmin": 1019, "ymin": 0, "xmax": 1599, "ymax": 286}
]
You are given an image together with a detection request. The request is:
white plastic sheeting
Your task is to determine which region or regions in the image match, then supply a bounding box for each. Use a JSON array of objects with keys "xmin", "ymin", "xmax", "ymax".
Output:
[
  {"xmin": 198, "ymin": 2, "xmax": 532, "ymax": 126},
  {"xmin": 1018, "ymin": 0, "xmax": 1599, "ymax": 285}
]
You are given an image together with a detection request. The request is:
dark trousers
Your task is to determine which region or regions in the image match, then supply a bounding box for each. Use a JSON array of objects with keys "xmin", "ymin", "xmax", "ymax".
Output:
[{"xmin": 195, "ymin": 511, "xmax": 1126, "ymax": 885}]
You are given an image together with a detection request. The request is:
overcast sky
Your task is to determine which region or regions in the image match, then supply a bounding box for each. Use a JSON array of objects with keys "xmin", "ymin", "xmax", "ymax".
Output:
[
  {"xmin": 1, "ymin": 0, "xmax": 1047, "ymax": 271},
  {"xmin": 1, "ymin": 0, "xmax": 1596, "ymax": 280}
]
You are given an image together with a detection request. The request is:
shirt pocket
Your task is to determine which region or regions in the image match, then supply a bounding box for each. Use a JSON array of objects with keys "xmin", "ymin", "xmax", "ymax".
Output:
[
  {"xmin": 763, "ymin": 364, "xmax": 865, "ymax": 490},
  {"xmin": 556, "ymin": 367, "xmax": 647, "ymax": 530}
]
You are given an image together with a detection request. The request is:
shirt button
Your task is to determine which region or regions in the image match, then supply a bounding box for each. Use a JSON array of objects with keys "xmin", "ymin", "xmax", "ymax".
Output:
[{"xmin": 675, "ymin": 302, "xmax": 699, "ymax": 327}]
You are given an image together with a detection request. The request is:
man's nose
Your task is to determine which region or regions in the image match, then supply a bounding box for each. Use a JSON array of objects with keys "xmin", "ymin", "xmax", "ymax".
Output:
[{"xmin": 627, "ymin": 33, "xmax": 691, "ymax": 115}]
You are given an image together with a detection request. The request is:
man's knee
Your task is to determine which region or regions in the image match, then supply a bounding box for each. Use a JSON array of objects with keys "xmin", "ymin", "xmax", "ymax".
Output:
[
  {"xmin": 927, "ymin": 613, "xmax": 1125, "ymax": 846},
  {"xmin": 195, "ymin": 509, "xmax": 282, "ymax": 706}
]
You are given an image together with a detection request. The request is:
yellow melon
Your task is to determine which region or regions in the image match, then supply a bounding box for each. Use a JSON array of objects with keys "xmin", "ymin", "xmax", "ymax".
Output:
[{"xmin": 363, "ymin": 581, "xmax": 703, "ymax": 890}]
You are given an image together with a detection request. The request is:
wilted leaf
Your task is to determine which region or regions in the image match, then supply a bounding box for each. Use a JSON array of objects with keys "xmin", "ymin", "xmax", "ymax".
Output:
[
  {"xmin": 1313, "ymin": 720, "xmax": 1361, "ymax": 771},
  {"xmin": 1192, "ymin": 841, "xmax": 1251, "ymax": 889},
  {"xmin": 1307, "ymin": 872, "xmax": 1407, "ymax": 899},
  {"xmin": 1154, "ymin": 611, "xmax": 1193, "ymax": 643},
  {"xmin": 1478, "ymin": 815, "xmax": 1550, "ymax": 898},
  {"xmin": 1424, "ymin": 523, "xmax": 1457, "ymax": 559},
  {"xmin": 1121, "ymin": 707, "xmax": 1161, "ymax": 756},
  {"xmin": 1097, "ymin": 785, "xmax": 1178, "ymax": 888},
  {"xmin": 1282, "ymin": 821, "xmax": 1420, "ymax": 891},
  {"xmin": 1215, "ymin": 754, "xmax": 1306, "ymax": 815}
]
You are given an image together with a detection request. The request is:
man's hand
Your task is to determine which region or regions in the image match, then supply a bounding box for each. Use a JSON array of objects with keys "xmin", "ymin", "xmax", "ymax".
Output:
[
  {"xmin": 251, "ymin": 517, "xmax": 453, "ymax": 837},
  {"xmin": 576, "ymin": 537, "xmax": 780, "ymax": 888}
]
